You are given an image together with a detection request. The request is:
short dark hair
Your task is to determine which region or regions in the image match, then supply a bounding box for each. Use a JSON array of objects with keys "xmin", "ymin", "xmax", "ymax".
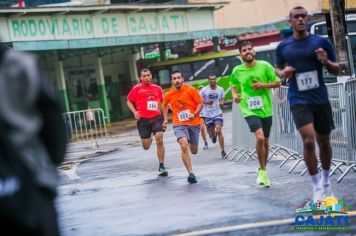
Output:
[
  {"xmin": 170, "ymin": 70, "xmax": 183, "ymax": 78},
  {"xmin": 289, "ymin": 6, "xmax": 307, "ymax": 18},
  {"xmin": 238, "ymin": 40, "xmax": 254, "ymax": 52},
  {"xmin": 208, "ymin": 72, "xmax": 217, "ymax": 78},
  {"xmin": 139, "ymin": 68, "xmax": 151, "ymax": 77}
]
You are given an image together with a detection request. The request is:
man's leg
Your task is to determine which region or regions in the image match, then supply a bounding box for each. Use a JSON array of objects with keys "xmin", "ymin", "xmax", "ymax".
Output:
[
  {"xmin": 141, "ymin": 137, "xmax": 152, "ymax": 150},
  {"xmin": 254, "ymin": 128, "xmax": 267, "ymax": 170},
  {"xmin": 178, "ymin": 137, "xmax": 193, "ymax": 173},
  {"xmin": 154, "ymin": 132, "xmax": 165, "ymax": 163},
  {"xmin": 263, "ymin": 137, "xmax": 269, "ymax": 167},
  {"xmin": 200, "ymin": 118, "xmax": 208, "ymax": 149},
  {"xmin": 215, "ymin": 123, "xmax": 226, "ymax": 156},
  {"xmin": 299, "ymin": 123, "xmax": 323, "ymax": 200},
  {"xmin": 316, "ymin": 133, "xmax": 333, "ymax": 196},
  {"xmin": 299, "ymin": 124, "xmax": 318, "ymax": 175},
  {"xmin": 254, "ymin": 128, "xmax": 271, "ymax": 187}
]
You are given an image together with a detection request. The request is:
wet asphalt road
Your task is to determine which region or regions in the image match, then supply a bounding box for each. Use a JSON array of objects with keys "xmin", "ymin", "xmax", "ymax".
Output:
[{"xmin": 57, "ymin": 108, "xmax": 356, "ymax": 236}]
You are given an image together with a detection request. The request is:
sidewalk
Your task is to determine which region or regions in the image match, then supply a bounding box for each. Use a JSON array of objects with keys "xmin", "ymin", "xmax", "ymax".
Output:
[{"xmin": 106, "ymin": 117, "xmax": 137, "ymax": 137}]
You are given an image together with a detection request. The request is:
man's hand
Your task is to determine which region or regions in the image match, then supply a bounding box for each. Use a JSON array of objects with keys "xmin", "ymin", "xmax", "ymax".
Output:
[
  {"xmin": 205, "ymin": 100, "xmax": 214, "ymax": 105},
  {"xmin": 188, "ymin": 113, "xmax": 196, "ymax": 120},
  {"xmin": 281, "ymin": 66, "xmax": 296, "ymax": 81},
  {"xmin": 162, "ymin": 120, "xmax": 168, "ymax": 129},
  {"xmin": 315, "ymin": 48, "xmax": 328, "ymax": 65},
  {"xmin": 133, "ymin": 111, "xmax": 140, "ymax": 120},
  {"xmin": 252, "ymin": 80, "xmax": 265, "ymax": 90},
  {"xmin": 233, "ymin": 94, "xmax": 241, "ymax": 103}
]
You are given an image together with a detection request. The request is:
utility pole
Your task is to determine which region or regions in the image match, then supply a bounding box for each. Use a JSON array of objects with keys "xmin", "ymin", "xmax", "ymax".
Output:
[{"xmin": 329, "ymin": 0, "xmax": 353, "ymax": 78}]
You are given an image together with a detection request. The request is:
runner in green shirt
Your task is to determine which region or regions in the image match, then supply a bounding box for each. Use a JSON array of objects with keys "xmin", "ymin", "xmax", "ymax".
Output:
[{"xmin": 230, "ymin": 40, "xmax": 280, "ymax": 188}]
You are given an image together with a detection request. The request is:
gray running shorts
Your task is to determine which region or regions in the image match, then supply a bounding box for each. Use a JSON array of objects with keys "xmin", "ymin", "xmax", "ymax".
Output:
[{"xmin": 173, "ymin": 125, "xmax": 200, "ymax": 145}]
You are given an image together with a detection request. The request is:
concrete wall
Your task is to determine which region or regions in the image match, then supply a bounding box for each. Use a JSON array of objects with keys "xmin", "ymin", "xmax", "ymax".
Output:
[{"xmin": 189, "ymin": 0, "xmax": 322, "ymax": 28}]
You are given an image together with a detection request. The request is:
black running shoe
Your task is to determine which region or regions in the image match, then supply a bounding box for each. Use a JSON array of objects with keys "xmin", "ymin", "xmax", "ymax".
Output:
[
  {"xmin": 221, "ymin": 150, "xmax": 227, "ymax": 158},
  {"xmin": 187, "ymin": 173, "xmax": 197, "ymax": 184},
  {"xmin": 158, "ymin": 166, "xmax": 168, "ymax": 176},
  {"xmin": 212, "ymin": 135, "xmax": 217, "ymax": 144}
]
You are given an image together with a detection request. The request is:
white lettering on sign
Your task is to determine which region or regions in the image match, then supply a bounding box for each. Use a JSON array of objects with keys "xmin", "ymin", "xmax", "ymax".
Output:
[{"xmin": 6, "ymin": 11, "xmax": 197, "ymax": 41}]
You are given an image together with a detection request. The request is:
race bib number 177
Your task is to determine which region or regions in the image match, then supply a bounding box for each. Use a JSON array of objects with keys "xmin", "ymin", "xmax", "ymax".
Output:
[{"xmin": 296, "ymin": 70, "xmax": 319, "ymax": 91}]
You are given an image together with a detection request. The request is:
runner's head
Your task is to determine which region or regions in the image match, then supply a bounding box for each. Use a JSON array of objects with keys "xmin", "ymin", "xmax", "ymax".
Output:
[
  {"xmin": 171, "ymin": 70, "xmax": 184, "ymax": 89},
  {"xmin": 239, "ymin": 41, "xmax": 256, "ymax": 63},
  {"xmin": 139, "ymin": 68, "xmax": 153, "ymax": 85},
  {"xmin": 208, "ymin": 73, "xmax": 217, "ymax": 87},
  {"xmin": 289, "ymin": 6, "xmax": 309, "ymax": 33}
]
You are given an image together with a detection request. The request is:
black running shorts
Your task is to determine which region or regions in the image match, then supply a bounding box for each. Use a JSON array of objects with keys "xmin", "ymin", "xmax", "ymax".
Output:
[
  {"xmin": 244, "ymin": 115, "xmax": 272, "ymax": 138},
  {"xmin": 290, "ymin": 103, "xmax": 334, "ymax": 135},
  {"xmin": 137, "ymin": 115, "xmax": 164, "ymax": 139}
]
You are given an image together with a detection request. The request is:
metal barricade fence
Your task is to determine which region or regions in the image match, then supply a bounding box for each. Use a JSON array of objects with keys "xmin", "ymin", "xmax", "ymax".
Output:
[
  {"xmin": 227, "ymin": 81, "xmax": 356, "ymax": 182},
  {"xmin": 335, "ymin": 78, "xmax": 356, "ymax": 182},
  {"xmin": 270, "ymin": 87, "xmax": 303, "ymax": 171},
  {"xmin": 224, "ymin": 102, "xmax": 257, "ymax": 162},
  {"xmin": 63, "ymin": 108, "xmax": 108, "ymax": 143}
]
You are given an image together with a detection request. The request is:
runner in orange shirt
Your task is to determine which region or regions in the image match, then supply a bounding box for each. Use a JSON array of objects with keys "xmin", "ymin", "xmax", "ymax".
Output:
[{"xmin": 163, "ymin": 70, "xmax": 203, "ymax": 184}]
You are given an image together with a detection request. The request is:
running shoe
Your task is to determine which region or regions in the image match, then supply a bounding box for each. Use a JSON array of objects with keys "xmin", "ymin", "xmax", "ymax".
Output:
[
  {"xmin": 256, "ymin": 168, "xmax": 264, "ymax": 185},
  {"xmin": 322, "ymin": 184, "xmax": 335, "ymax": 199},
  {"xmin": 203, "ymin": 142, "xmax": 208, "ymax": 149},
  {"xmin": 221, "ymin": 150, "xmax": 227, "ymax": 158},
  {"xmin": 313, "ymin": 185, "xmax": 323, "ymax": 202},
  {"xmin": 187, "ymin": 173, "xmax": 197, "ymax": 184},
  {"xmin": 212, "ymin": 134, "xmax": 217, "ymax": 144},
  {"xmin": 259, "ymin": 169, "xmax": 270, "ymax": 188},
  {"xmin": 158, "ymin": 166, "xmax": 168, "ymax": 176}
]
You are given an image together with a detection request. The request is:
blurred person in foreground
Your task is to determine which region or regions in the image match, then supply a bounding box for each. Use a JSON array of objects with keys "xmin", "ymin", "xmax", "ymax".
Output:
[
  {"xmin": 0, "ymin": 43, "xmax": 67, "ymax": 235},
  {"xmin": 275, "ymin": 6, "xmax": 340, "ymax": 202}
]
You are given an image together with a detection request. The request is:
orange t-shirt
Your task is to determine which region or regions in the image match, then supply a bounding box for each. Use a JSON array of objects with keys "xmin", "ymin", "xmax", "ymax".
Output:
[{"xmin": 164, "ymin": 84, "xmax": 202, "ymax": 126}]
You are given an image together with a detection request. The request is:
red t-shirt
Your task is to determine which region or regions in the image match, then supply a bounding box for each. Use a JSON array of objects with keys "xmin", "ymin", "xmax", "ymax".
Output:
[{"xmin": 127, "ymin": 83, "xmax": 163, "ymax": 118}]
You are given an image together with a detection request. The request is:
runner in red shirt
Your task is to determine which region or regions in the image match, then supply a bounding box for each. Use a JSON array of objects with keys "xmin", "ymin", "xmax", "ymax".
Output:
[{"xmin": 127, "ymin": 68, "xmax": 167, "ymax": 176}]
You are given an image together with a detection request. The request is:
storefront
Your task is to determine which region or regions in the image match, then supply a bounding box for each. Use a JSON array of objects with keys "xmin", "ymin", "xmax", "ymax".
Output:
[{"xmin": 0, "ymin": 4, "xmax": 224, "ymax": 122}]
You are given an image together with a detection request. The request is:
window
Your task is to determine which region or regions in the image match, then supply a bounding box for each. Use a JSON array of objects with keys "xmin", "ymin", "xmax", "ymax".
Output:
[
  {"xmin": 256, "ymin": 51, "xmax": 276, "ymax": 65},
  {"xmin": 192, "ymin": 59, "xmax": 216, "ymax": 80},
  {"xmin": 172, "ymin": 63, "xmax": 194, "ymax": 81},
  {"xmin": 158, "ymin": 69, "xmax": 170, "ymax": 86},
  {"xmin": 217, "ymin": 56, "xmax": 241, "ymax": 76}
]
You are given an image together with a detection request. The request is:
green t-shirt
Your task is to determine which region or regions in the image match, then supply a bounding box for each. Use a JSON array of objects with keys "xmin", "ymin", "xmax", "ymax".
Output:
[{"xmin": 229, "ymin": 60, "xmax": 280, "ymax": 118}]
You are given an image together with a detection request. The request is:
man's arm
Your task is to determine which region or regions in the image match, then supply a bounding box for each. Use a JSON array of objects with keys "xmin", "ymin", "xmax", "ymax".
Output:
[
  {"xmin": 275, "ymin": 65, "xmax": 296, "ymax": 83},
  {"xmin": 252, "ymin": 80, "xmax": 281, "ymax": 90},
  {"xmin": 162, "ymin": 104, "xmax": 169, "ymax": 129},
  {"xmin": 127, "ymin": 100, "xmax": 140, "ymax": 120},
  {"xmin": 231, "ymin": 86, "xmax": 241, "ymax": 103},
  {"xmin": 315, "ymin": 48, "xmax": 340, "ymax": 75}
]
